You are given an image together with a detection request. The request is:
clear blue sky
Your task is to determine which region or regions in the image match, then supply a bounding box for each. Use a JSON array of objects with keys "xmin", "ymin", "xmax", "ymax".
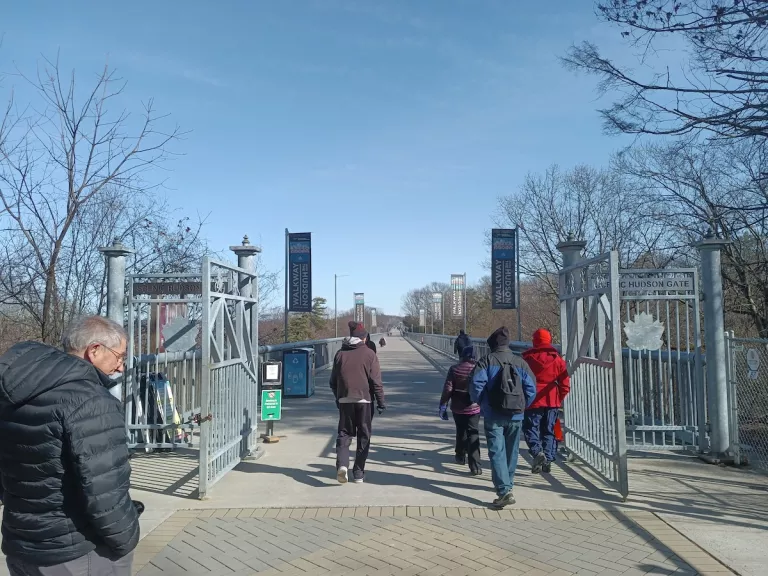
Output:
[{"xmin": 2, "ymin": 0, "xmax": 633, "ymax": 316}]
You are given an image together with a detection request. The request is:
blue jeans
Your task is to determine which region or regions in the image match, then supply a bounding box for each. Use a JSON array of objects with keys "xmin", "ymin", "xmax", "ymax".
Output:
[
  {"xmin": 483, "ymin": 418, "xmax": 522, "ymax": 497},
  {"xmin": 523, "ymin": 408, "xmax": 559, "ymax": 462}
]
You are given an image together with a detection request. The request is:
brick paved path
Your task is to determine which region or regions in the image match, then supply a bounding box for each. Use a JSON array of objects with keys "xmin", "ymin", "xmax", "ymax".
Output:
[{"xmin": 132, "ymin": 508, "xmax": 734, "ymax": 576}]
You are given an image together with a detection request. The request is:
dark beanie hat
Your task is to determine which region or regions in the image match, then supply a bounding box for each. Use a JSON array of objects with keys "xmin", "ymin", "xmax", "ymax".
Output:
[
  {"xmin": 487, "ymin": 326, "xmax": 510, "ymax": 351},
  {"xmin": 460, "ymin": 345, "xmax": 475, "ymax": 360},
  {"xmin": 348, "ymin": 321, "xmax": 367, "ymax": 339}
]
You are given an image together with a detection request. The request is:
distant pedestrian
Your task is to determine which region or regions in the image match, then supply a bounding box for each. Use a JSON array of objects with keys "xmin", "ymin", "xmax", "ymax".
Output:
[
  {"xmin": 470, "ymin": 326, "xmax": 536, "ymax": 508},
  {"xmin": 365, "ymin": 333, "xmax": 377, "ymax": 354},
  {"xmin": 521, "ymin": 329, "xmax": 570, "ymax": 474},
  {"xmin": 439, "ymin": 346, "xmax": 482, "ymax": 475},
  {"xmin": 379, "ymin": 337, "xmax": 386, "ymax": 347},
  {"xmin": 0, "ymin": 316, "xmax": 141, "ymax": 576},
  {"xmin": 454, "ymin": 329, "xmax": 471, "ymax": 357},
  {"xmin": 330, "ymin": 321, "xmax": 386, "ymax": 484}
]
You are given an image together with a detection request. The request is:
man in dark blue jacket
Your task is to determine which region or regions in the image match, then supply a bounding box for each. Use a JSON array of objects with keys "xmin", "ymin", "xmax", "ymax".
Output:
[
  {"xmin": 453, "ymin": 330, "xmax": 471, "ymax": 357},
  {"xmin": 470, "ymin": 326, "xmax": 536, "ymax": 508}
]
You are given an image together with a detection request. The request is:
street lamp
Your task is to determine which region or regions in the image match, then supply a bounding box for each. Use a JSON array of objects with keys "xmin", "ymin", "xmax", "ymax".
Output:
[{"xmin": 334, "ymin": 274, "xmax": 349, "ymax": 337}]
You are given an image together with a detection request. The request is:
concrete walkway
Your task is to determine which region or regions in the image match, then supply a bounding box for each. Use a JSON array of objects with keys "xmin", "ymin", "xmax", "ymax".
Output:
[{"xmin": 1, "ymin": 337, "xmax": 765, "ymax": 575}]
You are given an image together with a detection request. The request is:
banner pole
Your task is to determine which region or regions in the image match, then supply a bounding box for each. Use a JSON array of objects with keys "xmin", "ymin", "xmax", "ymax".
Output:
[
  {"xmin": 516, "ymin": 227, "xmax": 522, "ymax": 341},
  {"xmin": 284, "ymin": 228, "xmax": 289, "ymax": 343},
  {"xmin": 463, "ymin": 273, "xmax": 467, "ymax": 333}
]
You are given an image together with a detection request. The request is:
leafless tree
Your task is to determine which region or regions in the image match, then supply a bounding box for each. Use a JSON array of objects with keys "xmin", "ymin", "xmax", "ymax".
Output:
[
  {"xmin": 496, "ymin": 164, "xmax": 667, "ymax": 297},
  {"xmin": 563, "ymin": 1, "xmax": 768, "ymax": 139},
  {"xmin": 0, "ymin": 57, "xmax": 181, "ymax": 343},
  {"xmin": 614, "ymin": 136, "xmax": 768, "ymax": 335}
]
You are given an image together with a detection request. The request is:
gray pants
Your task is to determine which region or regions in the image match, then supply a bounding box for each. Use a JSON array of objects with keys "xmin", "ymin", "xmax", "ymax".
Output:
[{"xmin": 6, "ymin": 551, "xmax": 133, "ymax": 576}]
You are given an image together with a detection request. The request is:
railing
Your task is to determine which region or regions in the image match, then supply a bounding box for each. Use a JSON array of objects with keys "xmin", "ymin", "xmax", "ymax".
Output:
[
  {"xmin": 405, "ymin": 332, "xmax": 706, "ymax": 451},
  {"xmin": 126, "ymin": 334, "xmax": 384, "ymax": 451}
]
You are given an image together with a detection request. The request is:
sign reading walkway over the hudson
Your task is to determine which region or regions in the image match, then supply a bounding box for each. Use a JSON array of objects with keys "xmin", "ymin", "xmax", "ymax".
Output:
[
  {"xmin": 450, "ymin": 274, "xmax": 464, "ymax": 319},
  {"xmin": 288, "ymin": 232, "xmax": 312, "ymax": 312},
  {"xmin": 620, "ymin": 273, "xmax": 694, "ymax": 293},
  {"xmin": 354, "ymin": 293, "xmax": 365, "ymax": 323},
  {"xmin": 491, "ymin": 228, "xmax": 517, "ymax": 309}
]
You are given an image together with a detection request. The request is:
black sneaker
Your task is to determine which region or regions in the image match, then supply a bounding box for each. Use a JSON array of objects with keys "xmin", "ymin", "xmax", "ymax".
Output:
[
  {"xmin": 353, "ymin": 470, "xmax": 365, "ymax": 483},
  {"xmin": 542, "ymin": 462, "xmax": 552, "ymax": 474},
  {"xmin": 531, "ymin": 452, "xmax": 547, "ymax": 474},
  {"xmin": 470, "ymin": 468, "xmax": 483, "ymax": 476},
  {"xmin": 455, "ymin": 454, "xmax": 467, "ymax": 465},
  {"xmin": 492, "ymin": 492, "xmax": 516, "ymax": 508}
]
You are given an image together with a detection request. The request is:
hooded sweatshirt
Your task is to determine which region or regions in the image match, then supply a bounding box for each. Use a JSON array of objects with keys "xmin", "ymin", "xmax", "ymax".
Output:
[
  {"xmin": 0, "ymin": 341, "xmax": 139, "ymax": 565},
  {"xmin": 329, "ymin": 337, "xmax": 385, "ymax": 407},
  {"xmin": 521, "ymin": 344, "xmax": 570, "ymax": 409}
]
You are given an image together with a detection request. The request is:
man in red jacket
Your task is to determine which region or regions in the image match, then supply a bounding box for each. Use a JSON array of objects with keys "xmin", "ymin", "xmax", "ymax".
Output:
[{"xmin": 521, "ymin": 329, "xmax": 570, "ymax": 474}]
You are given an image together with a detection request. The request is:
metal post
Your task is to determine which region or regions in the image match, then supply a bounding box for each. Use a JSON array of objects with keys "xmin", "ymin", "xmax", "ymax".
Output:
[
  {"xmin": 463, "ymin": 273, "xmax": 467, "ymax": 333},
  {"xmin": 334, "ymin": 274, "xmax": 338, "ymax": 338},
  {"xmin": 230, "ymin": 235, "xmax": 262, "ymax": 454},
  {"xmin": 284, "ymin": 228, "xmax": 289, "ymax": 343},
  {"xmin": 99, "ymin": 239, "xmax": 133, "ymax": 327},
  {"xmin": 695, "ymin": 231, "xmax": 732, "ymax": 458},
  {"xmin": 516, "ymin": 227, "xmax": 522, "ymax": 342},
  {"xmin": 556, "ymin": 232, "xmax": 587, "ymax": 363},
  {"xmin": 442, "ymin": 298, "xmax": 445, "ymax": 335}
]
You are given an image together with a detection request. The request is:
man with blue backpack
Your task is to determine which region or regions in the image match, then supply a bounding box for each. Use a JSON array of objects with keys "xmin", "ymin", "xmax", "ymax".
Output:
[{"xmin": 470, "ymin": 326, "xmax": 537, "ymax": 508}]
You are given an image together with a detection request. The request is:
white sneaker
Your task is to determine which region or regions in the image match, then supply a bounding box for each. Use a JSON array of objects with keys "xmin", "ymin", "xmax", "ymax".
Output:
[{"xmin": 337, "ymin": 466, "xmax": 348, "ymax": 484}]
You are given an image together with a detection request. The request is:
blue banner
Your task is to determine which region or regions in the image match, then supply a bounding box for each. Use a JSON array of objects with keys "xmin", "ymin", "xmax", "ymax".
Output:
[
  {"xmin": 491, "ymin": 228, "xmax": 517, "ymax": 309},
  {"xmin": 288, "ymin": 232, "xmax": 312, "ymax": 312}
]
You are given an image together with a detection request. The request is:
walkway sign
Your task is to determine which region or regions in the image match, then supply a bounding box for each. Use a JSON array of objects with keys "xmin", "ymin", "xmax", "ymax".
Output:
[
  {"xmin": 288, "ymin": 232, "xmax": 312, "ymax": 312},
  {"xmin": 450, "ymin": 274, "xmax": 465, "ymax": 318},
  {"xmin": 432, "ymin": 293, "xmax": 442, "ymax": 321},
  {"xmin": 491, "ymin": 228, "xmax": 517, "ymax": 309},
  {"xmin": 419, "ymin": 308, "xmax": 426, "ymax": 327},
  {"xmin": 261, "ymin": 389, "xmax": 282, "ymax": 421},
  {"xmin": 354, "ymin": 293, "xmax": 365, "ymax": 323}
]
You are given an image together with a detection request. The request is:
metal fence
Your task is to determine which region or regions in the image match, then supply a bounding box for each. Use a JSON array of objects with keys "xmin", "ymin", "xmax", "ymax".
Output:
[{"xmin": 726, "ymin": 333, "xmax": 768, "ymax": 472}]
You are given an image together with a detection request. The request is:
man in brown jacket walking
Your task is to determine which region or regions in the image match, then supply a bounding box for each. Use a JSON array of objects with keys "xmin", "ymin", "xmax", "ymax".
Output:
[{"xmin": 330, "ymin": 321, "xmax": 385, "ymax": 484}]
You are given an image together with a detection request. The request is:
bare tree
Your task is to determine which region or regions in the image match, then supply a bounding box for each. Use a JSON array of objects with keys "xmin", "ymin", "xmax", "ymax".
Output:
[
  {"xmin": 615, "ymin": 136, "xmax": 768, "ymax": 335},
  {"xmin": 496, "ymin": 163, "xmax": 666, "ymax": 296},
  {"xmin": 0, "ymin": 57, "xmax": 180, "ymax": 343},
  {"xmin": 564, "ymin": 1, "xmax": 768, "ymax": 139}
]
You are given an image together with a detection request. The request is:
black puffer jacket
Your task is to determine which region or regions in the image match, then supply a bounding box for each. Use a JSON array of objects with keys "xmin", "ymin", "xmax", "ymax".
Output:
[{"xmin": 0, "ymin": 342, "xmax": 140, "ymax": 565}]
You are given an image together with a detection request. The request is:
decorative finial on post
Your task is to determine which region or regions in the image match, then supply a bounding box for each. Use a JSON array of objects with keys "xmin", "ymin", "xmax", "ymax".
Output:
[{"xmin": 242, "ymin": 235, "xmax": 251, "ymax": 246}]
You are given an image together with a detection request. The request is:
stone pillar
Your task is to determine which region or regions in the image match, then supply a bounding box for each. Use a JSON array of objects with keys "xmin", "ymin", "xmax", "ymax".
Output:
[
  {"xmin": 99, "ymin": 239, "xmax": 133, "ymax": 327},
  {"xmin": 556, "ymin": 232, "xmax": 587, "ymax": 363},
  {"xmin": 695, "ymin": 231, "xmax": 731, "ymax": 457}
]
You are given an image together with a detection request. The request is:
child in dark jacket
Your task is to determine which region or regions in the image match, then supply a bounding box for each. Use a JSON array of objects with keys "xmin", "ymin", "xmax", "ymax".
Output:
[
  {"xmin": 439, "ymin": 346, "xmax": 482, "ymax": 475},
  {"xmin": 521, "ymin": 329, "xmax": 570, "ymax": 474}
]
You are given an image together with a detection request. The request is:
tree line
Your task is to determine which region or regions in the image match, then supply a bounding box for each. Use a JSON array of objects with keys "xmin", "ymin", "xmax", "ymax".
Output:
[{"xmin": 403, "ymin": 1, "xmax": 768, "ymax": 339}]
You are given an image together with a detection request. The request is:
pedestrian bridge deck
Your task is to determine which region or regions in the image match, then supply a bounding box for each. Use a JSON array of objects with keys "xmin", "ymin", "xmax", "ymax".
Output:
[{"xmin": 1, "ymin": 337, "xmax": 765, "ymax": 575}]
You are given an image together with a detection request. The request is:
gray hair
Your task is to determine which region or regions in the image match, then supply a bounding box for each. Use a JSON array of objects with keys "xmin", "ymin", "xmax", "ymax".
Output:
[{"xmin": 62, "ymin": 315, "xmax": 127, "ymax": 353}]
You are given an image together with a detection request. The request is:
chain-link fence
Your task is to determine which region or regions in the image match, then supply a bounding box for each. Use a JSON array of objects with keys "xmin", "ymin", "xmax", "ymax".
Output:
[{"xmin": 726, "ymin": 334, "xmax": 768, "ymax": 472}]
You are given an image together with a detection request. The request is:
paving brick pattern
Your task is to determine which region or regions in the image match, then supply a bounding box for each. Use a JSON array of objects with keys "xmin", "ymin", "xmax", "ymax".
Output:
[{"xmin": 132, "ymin": 508, "xmax": 734, "ymax": 576}]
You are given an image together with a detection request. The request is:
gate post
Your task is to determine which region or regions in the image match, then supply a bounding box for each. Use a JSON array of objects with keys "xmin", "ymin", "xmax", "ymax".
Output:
[
  {"xmin": 695, "ymin": 231, "xmax": 732, "ymax": 458},
  {"xmin": 230, "ymin": 236, "xmax": 262, "ymax": 455},
  {"xmin": 557, "ymin": 232, "xmax": 587, "ymax": 363},
  {"xmin": 99, "ymin": 239, "xmax": 133, "ymax": 327}
]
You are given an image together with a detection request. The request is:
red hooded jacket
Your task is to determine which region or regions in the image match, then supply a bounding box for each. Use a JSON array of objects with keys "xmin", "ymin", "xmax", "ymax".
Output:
[{"xmin": 521, "ymin": 345, "xmax": 570, "ymax": 409}]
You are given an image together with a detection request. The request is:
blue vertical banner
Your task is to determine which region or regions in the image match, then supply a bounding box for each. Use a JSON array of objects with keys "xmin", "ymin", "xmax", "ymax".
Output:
[
  {"xmin": 491, "ymin": 228, "xmax": 517, "ymax": 309},
  {"xmin": 288, "ymin": 232, "xmax": 312, "ymax": 312}
]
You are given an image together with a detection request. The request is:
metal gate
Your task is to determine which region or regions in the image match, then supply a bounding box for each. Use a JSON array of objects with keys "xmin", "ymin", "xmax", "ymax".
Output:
[
  {"xmin": 199, "ymin": 257, "xmax": 259, "ymax": 498},
  {"xmin": 125, "ymin": 273, "xmax": 205, "ymax": 451},
  {"xmin": 560, "ymin": 251, "xmax": 629, "ymax": 499},
  {"xmin": 619, "ymin": 269, "xmax": 705, "ymax": 451}
]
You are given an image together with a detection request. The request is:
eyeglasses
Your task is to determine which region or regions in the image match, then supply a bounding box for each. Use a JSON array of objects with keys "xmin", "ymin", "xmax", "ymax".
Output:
[{"xmin": 97, "ymin": 344, "xmax": 127, "ymax": 363}]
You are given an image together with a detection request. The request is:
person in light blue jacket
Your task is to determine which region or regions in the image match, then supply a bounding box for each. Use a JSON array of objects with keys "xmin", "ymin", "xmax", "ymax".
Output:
[{"xmin": 470, "ymin": 326, "xmax": 536, "ymax": 508}]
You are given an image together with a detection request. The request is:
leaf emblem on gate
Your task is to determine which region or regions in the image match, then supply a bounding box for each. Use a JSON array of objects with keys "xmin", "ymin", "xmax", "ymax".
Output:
[{"xmin": 624, "ymin": 312, "xmax": 664, "ymax": 351}]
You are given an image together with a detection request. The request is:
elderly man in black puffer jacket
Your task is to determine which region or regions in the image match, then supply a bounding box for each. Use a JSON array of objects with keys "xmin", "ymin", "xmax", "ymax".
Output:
[{"xmin": 0, "ymin": 315, "xmax": 140, "ymax": 576}]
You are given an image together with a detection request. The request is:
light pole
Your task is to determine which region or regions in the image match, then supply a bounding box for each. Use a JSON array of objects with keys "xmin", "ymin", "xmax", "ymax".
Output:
[{"xmin": 334, "ymin": 274, "xmax": 349, "ymax": 338}]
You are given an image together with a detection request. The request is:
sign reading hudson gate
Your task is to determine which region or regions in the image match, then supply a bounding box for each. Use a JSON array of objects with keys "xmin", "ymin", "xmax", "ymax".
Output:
[
  {"xmin": 619, "ymin": 273, "xmax": 694, "ymax": 293},
  {"xmin": 288, "ymin": 233, "xmax": 312, "ymax": 313},
  {"xmin": 491, "ymin": 228, "xmax": 517, "ymax": 309}
]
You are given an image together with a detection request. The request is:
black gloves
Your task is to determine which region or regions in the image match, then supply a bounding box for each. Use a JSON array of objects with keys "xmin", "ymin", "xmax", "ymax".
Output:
[
  {"xmin": 133, "ymin": 500, "xmax": 145, "ymax": 517},
  {"xmin": 377, "ymin": 405, "xmax": 386, "ymax": 415}
]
